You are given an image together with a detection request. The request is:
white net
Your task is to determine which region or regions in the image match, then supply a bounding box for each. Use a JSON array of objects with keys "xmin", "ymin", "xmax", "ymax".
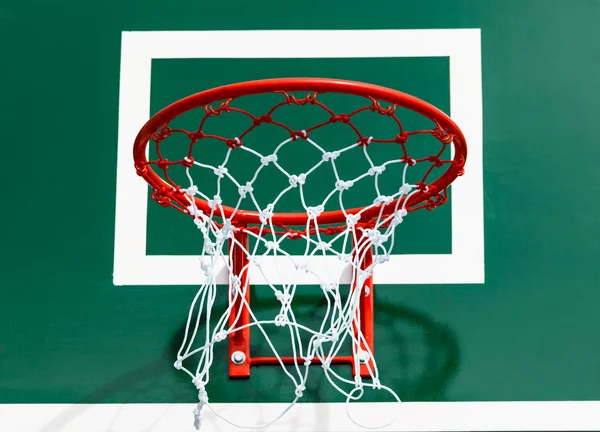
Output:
[
  {"xmin": 136, "ymin": 85, "xmax": 463, "ymax": 430},
  {"xmin": 173, "ymin": 134, "xmax": 420, "ymax": 430}
]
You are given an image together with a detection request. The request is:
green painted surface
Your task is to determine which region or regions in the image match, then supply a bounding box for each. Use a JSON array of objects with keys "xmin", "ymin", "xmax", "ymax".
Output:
[
  {"xmin": 2, "ymin": 0, "xmax": 600, "ymax": 406},
  {"xmin": 146, "ymin": 57, "xmax": 452, "ymax": 256}
]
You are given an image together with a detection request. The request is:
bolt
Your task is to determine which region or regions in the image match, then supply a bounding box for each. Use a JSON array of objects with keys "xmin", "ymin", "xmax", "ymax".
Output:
[{"xmin": 231, "ymin": 351, "xmax": 246, "ymax": 365}]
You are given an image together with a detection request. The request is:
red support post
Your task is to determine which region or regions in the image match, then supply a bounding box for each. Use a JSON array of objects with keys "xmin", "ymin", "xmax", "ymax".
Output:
[
  {"xmin": 352, "ymin": 234, "xmax": 375, "ymax": 378},
  {"xmin": 228, "ymin": 227, "xmax": 251, "ymax": 378},
  {"xmin": 225, "ymin": 227, "xmax": 375, "ymax": 378}
]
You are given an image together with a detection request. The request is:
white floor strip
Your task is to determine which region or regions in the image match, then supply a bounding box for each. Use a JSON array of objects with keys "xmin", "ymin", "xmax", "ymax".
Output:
[{"xmin": 1, "ymin": 401, "xmax": 599, "ymax": 432}]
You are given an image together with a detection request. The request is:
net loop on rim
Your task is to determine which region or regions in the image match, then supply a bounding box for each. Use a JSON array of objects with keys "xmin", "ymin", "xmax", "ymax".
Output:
[{"xmin": 133, "ymin": 78, "xmax": 466, "ymax": 430}]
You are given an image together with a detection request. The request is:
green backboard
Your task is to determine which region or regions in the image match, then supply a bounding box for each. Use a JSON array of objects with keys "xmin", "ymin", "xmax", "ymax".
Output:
[{"xmin": 1, "ymin": 1, "xmax": 599, "ymax": 431}]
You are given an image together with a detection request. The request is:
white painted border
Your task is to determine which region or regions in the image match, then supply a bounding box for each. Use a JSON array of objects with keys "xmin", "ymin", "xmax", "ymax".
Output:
[
  {"xmin": 2, "ymin": 402, "xmax": 600, "ymax": 432},
  {"xmin": 113, "ymin": 29, "xmax": 484, "ymax": 286}
]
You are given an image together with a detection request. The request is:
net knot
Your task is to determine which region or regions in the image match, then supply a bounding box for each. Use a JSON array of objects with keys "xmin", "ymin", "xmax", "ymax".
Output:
[
  {"xmin": 354, "ymin": 375, "xmax": 364, "ymax": 389},
  {"xmin": 375, "ymin": 255, "xmax": 390, "ymax": 264},
  {"xmin": 322, "ymin": 359, "xmax": 331, "ymax": 371},
  {"xmin": 401, "ymin": 156, "xmax": 416, "ymax": 166},
  {"xmin": 182, "ymin": 156, "xmax": 195, "ymax": 168},
  {"xmin": 322, "ymin": 151, "xmax": 340, "ymax": 162},
  {"xmin": 304, "ymin": 356, "xmax": 313, "ymax": 366},
  {"xmin": 226, "ymin": 137, "xmax": 242, "ymax": 148},
  {"xmin": 373, "ymin": 378, "xmax": 382, "ymax": 390},
  {"xmin": 192, "ymin": 375, "xmax": 205, "ymax": 391},
  {"xmin": 135, "ymin": 162, "xmax": 147, "ymax": 176},
  {"xmin": 346, "ymin": 214, "xmax": 360, "ymax": 228},
  {"xmin": 183, "ymin": 185, "xmax": 199, "ymax": 196},
  {"xmin": 395, "ymin": 132, "xmax": 409, "ymax": 144},
  {"xmin": 275, "ymin": 290, "xmax": 292, "ymax": 304},
  {"xmin": 433, "ymin": 128, "xmax": 453, "ymax": 144},
  {"xmin": 156, "ymin": 158, "xmax": 170, "ymax": 170},
  {"xmin": 427, "ymin": 155, "xmax": 444, "ymax": 167},
  {"xmin": 208, "ymin": 195, "xmax": 222, "ymax": 210},
  {"xmin": 365, "ymin": 229, "xmax": 387, "ymax": 247},
  {"xmin": 330, "ymin": 114, "xmax": 350, "ymax": 123},
  {"xmin": 187, "ymin": 204, "xmax": 204, "ymax": 217},
  {"xmin": 335, "ymin": 180, "xmax": 354, "ymax": 191},
  {"xmin": 187, "ymin": 131, "xmax": 204, "ymax": 144},
  {"xmin": 205, "ymin": 99, "xmax": 232, "ymax": 116},
  {"xmin": 219, "ymin": 219, "xmax": 234, "ymax": 239},
  {"xmin": 265, "ymin": 240, "xmax": 278, "ymax": 251},
  {"xmin": 291, "ymin": 130, "xmax": 308, "ymax": 140},
  {"xmin": 329, "ymin": 329, "xmax": 339, "ymax": 342},
  {"xmin": 203, "ymin": 240, "xmax": 216, "ymax": 255},
  {"xmin": 214, "ymin": 330, "xmax": 227, "ymax": 342},
  {"xmin": 198, "ymin": 389, "xmax": 208, "ymax": 405},
  {"xmin": 213, "ymin": 166, "xmax": 228, "ymax": 178},
  {"xmin": 238, "ymin": 182, "xmax": 254, "ymax": 198},
  {"xmin": 259, "ymin": 204, "xmax": 274, "ymax": 223},
  {"xmin": 289, "ymin": 174, "xmax": 306, "ymax": 187},
  {"xmin": 306, "ymin": 205, "xmax": 324, "ymax": 219},
  {"xmin": 151, "ymin": 127, "xmax": 171, "ymax": 143},
  {"xmin": 358, "ymin": 136, "xmax": 373, "ymax": 146},
  {"xmin": 425, "ymin": 192, "xmax": 446, "ymax": 210},
  {"xmin": 368, "ymin": 165, "xmax": 385, "ymax": 176},
  {"xmin": 174, "ymin": 357, "xmax": 183, "ymax": 370},
  {"xmin": 399, "ymin": 183, "xmax": 412, "ymax": 195},
  {"xmin": 277, "ymin": 91, "xmax": 317, "ymax": 106},
  {"xmin": 391, "ymin": 209, "xmax": 408, "ymax": 227},
  {"xmin": 194, "ymin": 218, "xmax": 207, "ymax": 232},
  {"xmin": 316, "ymin": 241, "xmax": 330, "ymax": 252},
  {"xmin": 230, "ymin": 275, "xmax": 242, "ymax": 289},
  {"xmin": 374, "ymin": 195, "xmax": 393, "ymax": 205},
  {"xmin": 294, "ymin": 385, "xmax": 306, "ymax": 398},
  {"xmin": 274, "ymin": 313, "xmax": 289, "ymax": 327},
  {"xmin": 314, "ymin": 336, "xmax": 323, "ymax": 348},
  {"xmin": 253, "ymin": 114, "xmax": 272, "ymax": 126},
  {"xmin": 152, "ymin": 187, "xmax": 176, "ymax": 208},
  {"xmin": 416, "ymin": 182, "xmax": 429, "ymax": 193},
  {"xmin": 260, "ymin": 154, "xmax": 278, "ymax": 166},
  {"xmin": 382, "ymin": 103, "xmax": 397, "ymax": 116}
]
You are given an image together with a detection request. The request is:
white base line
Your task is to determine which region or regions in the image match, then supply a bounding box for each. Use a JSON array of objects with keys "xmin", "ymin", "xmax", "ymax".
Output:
[{"xmin": 1, "ymin": 402, "xmax": 599, "ymax": 432}]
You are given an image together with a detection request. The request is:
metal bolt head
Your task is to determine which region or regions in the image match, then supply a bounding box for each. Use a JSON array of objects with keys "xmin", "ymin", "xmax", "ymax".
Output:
[{"xmin": 231, "ymin": 351, "xmax": 247, "ymax": 365}]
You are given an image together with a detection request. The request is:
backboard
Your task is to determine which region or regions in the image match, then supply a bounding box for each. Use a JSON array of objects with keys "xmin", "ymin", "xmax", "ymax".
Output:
[{"xmin": 1, "ymin": 1, "xmax": 599, "ymax": 431}]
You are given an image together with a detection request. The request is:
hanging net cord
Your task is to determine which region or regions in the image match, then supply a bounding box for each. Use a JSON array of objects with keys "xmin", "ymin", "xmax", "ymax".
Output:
[
  {"xmin": 144, "ymin": 94, "xmax": 461, "ymax": 430},
  {"xmin": 176, "ymin": 143, "xmax": 425, "ymax": 430}
]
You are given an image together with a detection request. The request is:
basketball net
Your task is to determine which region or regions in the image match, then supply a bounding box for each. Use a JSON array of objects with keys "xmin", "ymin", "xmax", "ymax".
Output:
[
  {"xmin": 176, "ymin": 139, "xmax": 415, "ymax": 429},
  {"xmin": 135, "ymin": 81, "xmax": 465, "ymax": 430}
]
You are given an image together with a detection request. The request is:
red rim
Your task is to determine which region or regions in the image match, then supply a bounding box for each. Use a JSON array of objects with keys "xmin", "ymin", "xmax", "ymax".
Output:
[{"xmin": 133, "ymin": 78, "xmax": 467, "ymax": 227}]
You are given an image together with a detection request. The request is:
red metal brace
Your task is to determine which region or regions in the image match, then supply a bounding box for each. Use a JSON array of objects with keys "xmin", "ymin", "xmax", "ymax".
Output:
[
  {"xmin": 352, "ymin": 232, "xmax": 375, "ymax": 378},
  {"xmin": 228, "ymin": 227, "xmax": 251, "ymax": 378},
  {"xmin": 227, "ymin": 227, "xmax": 375, "ymax": 379}
]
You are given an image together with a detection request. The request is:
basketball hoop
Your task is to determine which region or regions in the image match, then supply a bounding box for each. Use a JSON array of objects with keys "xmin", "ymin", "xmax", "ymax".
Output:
[{"xmin": 133, "ymin": 78, "xmax": 466, "ymax": 429}]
